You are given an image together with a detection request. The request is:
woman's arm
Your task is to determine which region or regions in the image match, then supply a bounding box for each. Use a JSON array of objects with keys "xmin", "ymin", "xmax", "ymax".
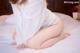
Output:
[{"xmin": 11, "ymin": 28, "xmax": 17, "ymax": 45}]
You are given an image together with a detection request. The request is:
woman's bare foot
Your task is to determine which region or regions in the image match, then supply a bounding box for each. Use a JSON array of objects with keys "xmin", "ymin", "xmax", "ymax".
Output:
[
  {"xmin": 60, "ymin": 32, "xmax": 70, "ymax": 39},
  {"xmin": 38, "ymin": 32, "xmax": 70, "ymax": 49}
]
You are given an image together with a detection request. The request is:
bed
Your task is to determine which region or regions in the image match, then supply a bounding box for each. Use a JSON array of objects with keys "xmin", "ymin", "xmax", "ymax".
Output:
[{"xmin": 0, "ymin": 12, "xmax": 80, "ymax": 53}]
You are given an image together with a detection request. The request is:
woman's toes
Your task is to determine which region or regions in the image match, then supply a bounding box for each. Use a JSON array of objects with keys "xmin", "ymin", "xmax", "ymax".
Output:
[
  {"xmin": 63, "ymin": 32, "xmax": 70, "ymax": 37},
  {"xmin": 60, "ymin": 32, "xmax": 70, "ymax": 39},
  {"xmin": 16, "ymin": 43, "xmax": 29, "ymax": 49}
]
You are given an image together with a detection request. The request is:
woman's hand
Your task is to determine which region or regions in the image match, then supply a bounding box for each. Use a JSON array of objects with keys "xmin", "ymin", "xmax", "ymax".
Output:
[{"xmin": 11, "ymin": 41, "xmax": 29, "ymax": 49}]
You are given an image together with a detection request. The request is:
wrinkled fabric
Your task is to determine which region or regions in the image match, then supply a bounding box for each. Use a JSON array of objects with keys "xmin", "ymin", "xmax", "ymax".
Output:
[{"xmin": 11, "ymin": 0, "xmax": 59, "ymax": 45}]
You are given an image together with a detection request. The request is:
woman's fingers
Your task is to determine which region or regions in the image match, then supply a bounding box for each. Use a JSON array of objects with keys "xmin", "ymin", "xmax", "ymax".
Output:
[
  {"xmin": 17, "ymin": 43, "xmax": 25, "ymax": 49},
  {"xmin": 15, "ymin": 43, "xmax": 29, "ymax": 49}
]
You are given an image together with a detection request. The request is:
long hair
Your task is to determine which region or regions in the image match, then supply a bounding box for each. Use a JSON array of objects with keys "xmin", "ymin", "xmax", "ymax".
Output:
[{"xmin": 10, "ymin": 0, "xmax": 27, "ymax": 4}]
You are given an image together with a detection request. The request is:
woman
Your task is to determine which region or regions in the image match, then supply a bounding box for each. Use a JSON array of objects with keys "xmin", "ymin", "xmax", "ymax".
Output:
[{"xmin": 10, "ymin": 0, "xmax": 69, "ymax": 49}]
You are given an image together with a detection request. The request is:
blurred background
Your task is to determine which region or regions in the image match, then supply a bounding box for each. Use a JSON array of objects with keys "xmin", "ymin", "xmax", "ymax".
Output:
[
  {"xmin": 47, "ymin": 0, "xmax": 80, "ymax": 20},
  {"xmin": 0, "ymin": 0, "xmax": 79, "ymax": 18}
]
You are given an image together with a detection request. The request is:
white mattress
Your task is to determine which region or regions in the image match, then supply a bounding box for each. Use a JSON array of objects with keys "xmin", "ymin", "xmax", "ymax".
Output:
[{"xmin": 0, "ymin": 12, "xmax": 80, "ymax": 53}]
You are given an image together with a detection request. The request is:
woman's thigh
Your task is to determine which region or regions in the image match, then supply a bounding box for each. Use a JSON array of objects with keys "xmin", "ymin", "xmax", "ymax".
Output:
[{"xmin": 27, "ymin": 17, "xmax": 64, "ymax": 49}]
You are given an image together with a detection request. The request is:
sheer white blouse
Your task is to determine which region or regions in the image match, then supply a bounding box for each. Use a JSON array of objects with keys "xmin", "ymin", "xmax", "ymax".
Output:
[{"xmin": 11, "ymin": 0, "xmax": 59, "ymax": 44}]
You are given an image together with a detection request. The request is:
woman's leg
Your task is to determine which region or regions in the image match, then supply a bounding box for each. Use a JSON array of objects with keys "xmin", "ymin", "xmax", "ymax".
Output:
[
  {"xmin": 26, "ymin": 19, "xmax": 64, "ymax": 49},
  {"xmin": 16, "ymin": 19, "xmax": 67, "ymax": 49},
  {"xmin": 16, "ymin": 32, "xmax": 69, "ymax": 49},
  {"xmin": 39, "ymin": 32, "xmax": 69, "ymax": 49}
]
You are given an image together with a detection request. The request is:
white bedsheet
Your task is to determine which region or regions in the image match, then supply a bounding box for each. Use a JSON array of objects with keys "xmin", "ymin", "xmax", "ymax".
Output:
[{"xmin": 0, "ymin": 13, "xmax": 80, "ymax": 53}]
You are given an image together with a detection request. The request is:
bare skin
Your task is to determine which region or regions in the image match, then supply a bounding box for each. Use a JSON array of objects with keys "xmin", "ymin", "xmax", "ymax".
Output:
[
  {"xmin": 16, "ymin": 32, "xmax": 70, "ymax": 49},
  {"xmin": 11, "ymin": 18, "xmax": 70, "ymax": 49}
]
